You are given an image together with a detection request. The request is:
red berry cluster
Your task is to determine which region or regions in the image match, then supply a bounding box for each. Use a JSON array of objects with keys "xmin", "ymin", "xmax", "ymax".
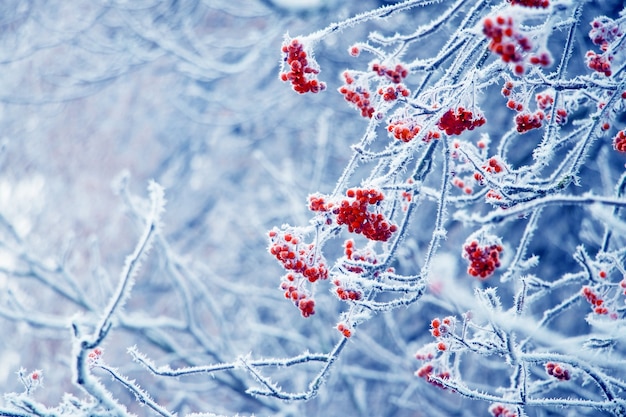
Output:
[
  {"xmin": 87, "ymin": 348, "xmax": 103, "ymax": 367},
  {"xmin": 463, "ymin": 240, "xmax": 503, "ymax": 279},
  {"xmin": 334, "ymin": 188, "xmax": 397, "ymax": 242},
  {"xmin": 298, "ymin": 299, "xmax": 316, "ymax": 318},
  {"xmin": 280, "ymin": 280, "xmax": 316, "ymax": 317},
  {"xmin": 506, "ymin": 99, "xmax": 524, "ymax": 112},
  {"xmin": 378, "ymin": 84, "xmax": 410, "ymax": 101},
  {"xmin": 586, "ymin": 51, "xmax": 613, "ymax": 77},
  {"xmin": 529, "ymin": 51, "xmax": 552, "ymax": 67},
  {"xmin": 615, "ymin": 130, "xmax": 626, "ymax": 153},
  {"xmin": 553, "ymin": 108, "xmax": 568, "ymax": 125},
  {"xmin": 483, "ymin": 15, "xmax": 532, "ymax": 75},
  {"xmin": 509, "ymin": 0, "xmax": 548, "ymax": 7},
  {"xmin": 437, "ymin": 107, "xmax": 486, "ymax": 136},
  {"xmin": 452, "ymin": 177, "xmax": 473, "ymax": 195},
  {"xmin": 515, "ymin": 111, "xmax": 544, "ymax": 133},
  {"xmin": 387, "ymin": 119, "xmax": 421, "ymax": 142},
  {"xmin": 486, "ymin": 189, "xmax": 503, "ymax": 201},
  {"xmin": 415, "ymin": 346, "xmax": 435, "ymax": 361},
  {"xmin": 535, "ymin": 93, "xmax": 554, "ymax": 110},
  {"xmin": 269, "ymin": 229, "xmax": 329, "ymax": 318},
  {"xmin": 337, "ymin": 323, "xmax": 352, "ymax": 338},
  {"xmin": 489, "ymin": 404, "xmax": 518, "ymax": 417},
  {"xmin": 268, "ymin": 231, "xmax": 328, "ymax": 283},
  {"xmin": 401, "ymin": 178, "xmax": 415, "ymax": 207},
  {"xmin": 581, "ymin": 286, "xmax": 609, "ymax": 315},
  {"xmin": 483, "ymin": 157, "xmax": 506, "ymax": 174},
  {"xmin": 430, "ymin": 317, "xmax": 454, "ymax": 338},
  {"xmin": 342, "ymin": 238, "xmax": 380, "ymax": 274},
  {"xmin": 372, "ymin": 62, "xmax": 409, "ymax": 83},
  {"xmin": 280, "ymin": 39, "xmax": 326, "ymax": 94},
  {"xmin": 501, "ymin": 81, "xmax": 514, "ymax": 97},
  {"xmin": 545, "ymin": 362, "xmax": 571, "ymax": 381},
  {"xmin": 589, "ymin": 17, "xmax": 623, "ymax": 48},
  {"xmin": 308, "ymin": 194, "xmax": 331, "ymax": 212},
  {"xmin": 415, "ymin": 364, "xmax": 450, "ymax": 390},
  {"xmin": 339, "ymin": 72, "xmax": 376, "ymax": 118},
  {"xmin": 334, "ymin": 281, "xmax": 363, "ymax": 301},
  {"xmin": 424, "ymin": 130, "xmax": 441, "ymax": 142}
]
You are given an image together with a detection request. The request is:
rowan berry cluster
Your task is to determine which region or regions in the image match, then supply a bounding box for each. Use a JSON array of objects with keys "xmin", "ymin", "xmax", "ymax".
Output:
[
  {"xmin": 581, "ymin": 286, "xmax": 609, "ymax": 315},
  {"xmin": 506, "ymin": 99, "xmax": 524, "ymax": 112},
  {"xmin": 415, "ymin": 364, "xmax": 450, "ymax": 390},
  {"xmin": 463, "ymin": 240, "xmax": 503, "ymax": 279},
  {"xmin": 482, "ymin": 157, "xmax": 506, "ymax": 174},
  {"xmin": 613, "ymin": 130, "xmax": 626, "ymax": 152},
  {"xmin": 423, "ymin": 130, "xmax": 441, "ymax": 142},
  {"xmin": 339, "ymin": 72, "xmax": 376, "ymax": 118},
  {"xmin": 586, "ymin": 51, "xmax": 614, "ymax": 77},
  {"xmin": 529, "ymin": 51, "xmax": 552, "ymax": 67},
  {"xmin": 269, "ymin": 229, "xmax": 329, "ymax": 318},
  {"xmin": 298, "ymin": 298, "xmax": 316, "ymax": 318},
  {"xmin": 308, "ymin": 193, "xmax": 332, "ymax": 212},
  {"xmin": 334, "ymin": 258, "xmax": 364, "ymax": 302},
  {"xmin": 414, "ymin": 345, "xmax": 436, "ymax": 361},
  {"xmin": 483, "ymin": 15, "xmax": 532, "ymax": 75},
  {"xmin": 308, "ymin": 189, "xmax": 397, "ymax": 243},
  {"xmin": 535, "ymin": 93, "xmax": 554, "ymax": 110},
  {"xmin": 280, "ymin": 39, "xmax": 326, "ymax": 94},
  {"xmin": 510, "ymin": 0, "xmax": 548, "ymax": 8},
  {"xmin": 501, "ymin": 81, "xmax": 514, "ymax": 97},
  {"xmin": 430, "ymin": 316, "xmax": 454, "ymax": 338},
  {"xmin": 372, "ymin": 62, "xmax": 409, "ymax": 83},
  {"xmin": 545, "ymin": 362, "xmax": 571, "ymax": 381},
  {"xmin": 342, "ymin": 238, "xmax": 379, "ymax": 274},
  {"xmin": 452, "ymin": 177, "xmax": 473, "ymax": 195},
  {"xmin": 87, "ymin": 348, "xmax": 103, "ymax": 367},
  {"xmin": 334, "ymin": 188, "xmax": 397, "ymax": 242},
  {"xmin": 378, "ymin": 84, "xmax": 410, "ymax": 101},
  {"xmin": 336, "ymin": 323, "xmax": 352, "ymax": 338},
  {"xmin": 502, "ymin": 81, "xmax": 525, "ymax": 111},
  {"xmin": 387, "ymin": 118, "xmax": 421, "ymax": 142},
  {"xmin": 515, "ymin": 111, "xmax": 544, "ymax": 133},
  {"xmin": 279, "ymin": 280, "xmax": 317, "ymax": 317},
  {"xmin": 589, "ymin": 17, "xmax": 623, "ymax": 48},
  {"xmin": 485, "ymin": 189, "xmax": 503, "ymax": 202},
  {"xmin": 553, "ymin": 108, "xmax": 568, "ymax": 125},
  {"xmin": 489, "ymin": 404, "xmax": 518, "ymax": 417},
  {"xmin": 437, "ymin": 107, "xmax": 486, "ymax": 136},
  {"xmin": 268, "ymin": 230, "xmax": 328, "ymax": 283},
  {"xmin": 334, "ymin": 281, "xmax": 362, "ymax": 301}
]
